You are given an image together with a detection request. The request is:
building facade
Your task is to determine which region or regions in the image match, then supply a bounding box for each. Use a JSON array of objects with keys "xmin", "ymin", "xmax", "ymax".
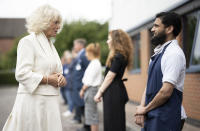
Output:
[
  {"xmin": 109, "ymin": 0, "xmax": 200, "ymax": 125},
  {"xmin": 0, "ymin": 18, "xmax": 26, "ymax": 54}
]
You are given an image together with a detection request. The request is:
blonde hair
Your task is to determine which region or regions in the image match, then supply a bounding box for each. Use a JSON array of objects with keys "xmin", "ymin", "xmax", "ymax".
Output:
[
  {"xmin": 26, "ymin": 4, "xmax": 62, "ymax": 34},
  {"xmin": 106, "ymin": 29, "xmax": 133, "ymax": 70},
  {"xmin": 86, "ymin": 43, "xmax": 101, "ymax": 59}
]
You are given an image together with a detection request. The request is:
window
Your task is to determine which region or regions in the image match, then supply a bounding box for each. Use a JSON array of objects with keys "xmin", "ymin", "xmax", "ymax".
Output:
[
  {"xmin": 131, "ymin": 33, "xmax": 141, "ymax": 73},
  {"xmin": 183, "ymin": 10, "xmax": 200, "ymax": 72},
  {"xmin": 190, "ymin": 15, "xmax": 200, "ymax": 71}
]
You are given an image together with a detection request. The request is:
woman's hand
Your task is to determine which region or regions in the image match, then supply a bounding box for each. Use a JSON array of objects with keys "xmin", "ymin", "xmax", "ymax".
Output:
[
  {"xmin": 94, "ymin": 90, "xmax": 103, "ymax": 103},
  {"xmin": 79, "ymin": 89, "xmax": 85, "ymax": 99},
  {"xmin": 93, "ymin": 71, "xmax": 115, "ymax": 103},
  {"xmin": 57, "ymin": 74, "xmax": 67, "ymax": 87},
  {"xmin": 48, "ymin": 73, "xmax": 60, "ymax": 87}
]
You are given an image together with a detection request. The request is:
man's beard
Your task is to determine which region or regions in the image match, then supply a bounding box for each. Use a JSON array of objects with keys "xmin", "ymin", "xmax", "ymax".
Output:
[{"xmin": 151, "ymin": 31, "xmax": 166, "ymax": 46}]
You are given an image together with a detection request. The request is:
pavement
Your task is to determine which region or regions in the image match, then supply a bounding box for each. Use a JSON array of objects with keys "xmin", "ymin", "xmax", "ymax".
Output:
[{"xmin": 0, "ymin": 86, "xmax": 199, "ymax": 131}]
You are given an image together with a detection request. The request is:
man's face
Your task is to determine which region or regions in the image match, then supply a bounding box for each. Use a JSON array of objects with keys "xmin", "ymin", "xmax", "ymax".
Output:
[
  {"xmin": 73, "ymin": 42, "xmax": 83, "ymax": 53},
  {"xmin": 151, "ymin": 18, "xmax": 167, "ymax": 46}
]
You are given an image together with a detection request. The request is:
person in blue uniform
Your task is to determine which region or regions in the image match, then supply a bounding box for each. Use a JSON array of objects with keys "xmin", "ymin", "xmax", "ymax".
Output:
[
  {"xmin": 62, "ymin": 51, "xmax": 74, "ymax": 117},
  {"xmin": 72, "ymin": 38, "xmax": 90, "ymax": 131},
  {"xmin": 60, "ymin": 53, "xmax": 69, "ymax": 105},
  {"xmin": 94, "ymin": 29, "xmax": 133, "ymax": 131},
  {"xmin": 135, "ymin": 12, "xmax": 186, "ymax": 131}
]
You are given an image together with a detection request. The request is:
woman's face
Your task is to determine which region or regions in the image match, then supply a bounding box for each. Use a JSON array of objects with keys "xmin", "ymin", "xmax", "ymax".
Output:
[
  {"xmin": 86, "ymin": 51, "xmax": 92, "ymax": 61},
  {"xmin": 107, "ymin": 35, "xmax": 112, "ymax": 50},
  {"xmin": 44, "ymin": 20, "xmax": 60, "ymax": 38}
]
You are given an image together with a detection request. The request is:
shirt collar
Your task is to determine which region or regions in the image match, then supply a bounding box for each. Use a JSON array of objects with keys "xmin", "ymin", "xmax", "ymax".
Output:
[
  {"xmin": 77, "ymin": 48, "xmax": 85, "ymax": 57},
  {"xmin": 153, "ymin": 39, "xmax": 176, "ymax": 56}
]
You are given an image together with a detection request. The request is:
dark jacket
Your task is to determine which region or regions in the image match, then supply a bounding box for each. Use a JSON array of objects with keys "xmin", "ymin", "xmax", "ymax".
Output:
[
  {"xmin": 72, "ymin": 49, "xmax": 90, "ymax": 106},
  {"xmin": 73, "ymin": 49, "xmax": 90, "ymax": 90}
]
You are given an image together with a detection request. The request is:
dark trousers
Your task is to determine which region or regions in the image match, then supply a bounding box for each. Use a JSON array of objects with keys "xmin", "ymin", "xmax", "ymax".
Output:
[
  {"xmin": 65, "ymin": 90, "xmax": 74, "ymax": 112},
  {"xmin": 60, "ymin": 87, "xmax": 67, "ymax": 104},
  {"xmin": 74, "ymin": 106, "xmax": 84, "ymax": 121}
]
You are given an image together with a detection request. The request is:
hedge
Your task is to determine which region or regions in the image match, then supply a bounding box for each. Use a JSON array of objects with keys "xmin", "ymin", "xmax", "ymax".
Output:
[{"xmin": 0, "ymin": 71, "xmax": 18, "ymax": 85}]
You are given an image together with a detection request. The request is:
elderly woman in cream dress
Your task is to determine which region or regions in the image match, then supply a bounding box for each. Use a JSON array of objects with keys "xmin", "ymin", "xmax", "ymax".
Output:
[{"xmin": 3, "ymin": 5, "xmax": 66, "ymax": 131}]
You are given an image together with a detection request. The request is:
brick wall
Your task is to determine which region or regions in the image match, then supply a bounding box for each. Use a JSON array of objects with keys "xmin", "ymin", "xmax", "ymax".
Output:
[
  {"xmin": 0, "ymin": 38, "xmax": 14, "ymax": 54},
  {"xmin": 183, "ymin": 74, "xmax": 200, "ymax": 120}
]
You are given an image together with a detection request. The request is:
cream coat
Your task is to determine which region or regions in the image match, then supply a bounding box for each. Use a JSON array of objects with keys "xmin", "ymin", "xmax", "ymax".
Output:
[
  {"xmin": 2, "ymin": 32, "xmax": 63, "ymax": 131},
  {"xmin": 16, "ymin": 32, "xmax": 62, "ymax": 95}
]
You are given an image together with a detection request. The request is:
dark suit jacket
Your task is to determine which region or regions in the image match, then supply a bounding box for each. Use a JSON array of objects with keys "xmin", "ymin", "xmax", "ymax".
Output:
[{"xmin": 72, "ymin": 49, "xmax": 90, "ymax": 106}]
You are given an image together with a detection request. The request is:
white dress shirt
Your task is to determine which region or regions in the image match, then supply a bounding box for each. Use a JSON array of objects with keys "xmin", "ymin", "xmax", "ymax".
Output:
[
  {"xmin": 82, "ymin": 59, "xmax": 102, "ymax": 87},
  {"xmin": 181, "ymin": 106, "xmax": 187, "ymax": 119},
  {"xmin": 152, "ymin": 39, "xmax": 186, "ymax": 92}
]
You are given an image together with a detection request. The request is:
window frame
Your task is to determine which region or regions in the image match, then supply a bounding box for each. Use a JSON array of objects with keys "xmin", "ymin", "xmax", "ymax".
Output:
[
  {"xmin": 130, "ymin": 33, "xmax": 141, "ymax": 74},
  {"xmin": 186, "ymin": 10, "xmax": 200, "ymax": 73}
]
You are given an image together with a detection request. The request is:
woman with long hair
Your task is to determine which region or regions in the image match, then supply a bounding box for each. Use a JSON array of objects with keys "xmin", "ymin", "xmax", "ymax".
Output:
[{"xmin": 94, "ymin": 29, "xmax": 133, "ymax": 131}]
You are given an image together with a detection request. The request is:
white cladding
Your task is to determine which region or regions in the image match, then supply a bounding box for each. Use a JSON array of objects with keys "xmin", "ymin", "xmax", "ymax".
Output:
[{"xmin": 109, "ymin": 0, "xmax": 188, "ymax": 31}]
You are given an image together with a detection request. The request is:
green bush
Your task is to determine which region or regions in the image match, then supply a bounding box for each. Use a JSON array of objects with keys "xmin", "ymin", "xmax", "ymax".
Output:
[
  {"xmin": 54, "ymin": 20, "xmax": 109, "ymax": 65},
  {"xmin": 0, "ymin": 71, "xmax": 18, "ymax": 85},
  {"xmin": 0, "ymin": 33, "xmax": 27, "ymax": 70}
]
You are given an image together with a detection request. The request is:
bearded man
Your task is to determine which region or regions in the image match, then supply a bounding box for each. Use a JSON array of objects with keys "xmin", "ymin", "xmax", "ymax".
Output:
[{"xmin": 135, "ymin": 12, "xmax": 186, "ymax": 131}]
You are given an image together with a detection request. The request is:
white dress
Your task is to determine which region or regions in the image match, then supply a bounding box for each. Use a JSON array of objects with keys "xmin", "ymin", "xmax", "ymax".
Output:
[{"xmin": 3, "ymin": 32, "xmax": 63, "ymax": 131}]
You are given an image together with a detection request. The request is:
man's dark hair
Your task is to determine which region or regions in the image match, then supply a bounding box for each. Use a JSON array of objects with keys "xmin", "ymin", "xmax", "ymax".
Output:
[{"xmin": 156, "ymin": 12, "xmax": 182, "ymax": 37}]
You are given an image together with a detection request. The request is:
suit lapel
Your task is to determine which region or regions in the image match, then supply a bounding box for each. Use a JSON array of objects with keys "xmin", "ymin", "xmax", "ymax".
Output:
[
  {"xmin": 35, "ymin": 32, "xmax": 62, "ymax": 73},
  {"xmin": 51, "ymin": 42, "xmax": 62, "ymax": 73},
  {"xmin": 35, "ymin": 32, "xmax": 53, "ymax": 57}
]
